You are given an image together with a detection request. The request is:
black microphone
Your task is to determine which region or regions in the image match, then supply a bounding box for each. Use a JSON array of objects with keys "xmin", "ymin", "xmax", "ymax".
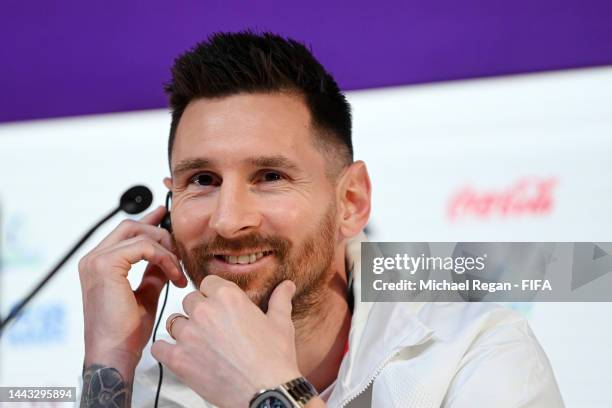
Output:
[
  {"xmin": 120, "ymin": 185, "xmax": 153, "ymax": 214},
  {"xmin": 0, "ymin": 185, "xmax": 154, "ymax": 335}
]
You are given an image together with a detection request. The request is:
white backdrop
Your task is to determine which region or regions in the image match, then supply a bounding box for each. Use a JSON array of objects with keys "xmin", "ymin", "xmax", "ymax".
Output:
[{"xmin": 1, "ymin": 66, "xmax": 611, "ymax": 407}]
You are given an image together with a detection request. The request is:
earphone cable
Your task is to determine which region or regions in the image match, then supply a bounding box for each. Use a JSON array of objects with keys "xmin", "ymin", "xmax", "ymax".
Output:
[{"xmin": 152, "ymin": 280, "xmax": 170, "ymax": 407}]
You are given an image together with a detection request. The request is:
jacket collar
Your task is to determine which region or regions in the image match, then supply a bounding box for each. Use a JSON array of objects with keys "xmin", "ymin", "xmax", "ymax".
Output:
[{"xmin": 330, "ymin": 233, "xmax": 435, "ymax": 403}]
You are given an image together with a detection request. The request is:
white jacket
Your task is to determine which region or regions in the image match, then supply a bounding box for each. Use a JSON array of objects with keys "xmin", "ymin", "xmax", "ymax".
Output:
[{"xmin": 133, "ymin": 233, "xmax": 565, "ymax": 407}]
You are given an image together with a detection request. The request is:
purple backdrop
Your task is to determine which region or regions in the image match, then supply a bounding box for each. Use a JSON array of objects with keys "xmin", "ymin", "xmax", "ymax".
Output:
[{"xmin": 1, "ymin": 0, "xmax": 611, "ymax": 123}]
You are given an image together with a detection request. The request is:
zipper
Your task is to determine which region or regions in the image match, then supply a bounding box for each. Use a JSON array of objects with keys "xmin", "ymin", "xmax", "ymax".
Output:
[{"xmin": 337, "ymin": 349, "xmax": 401, "ymax": 408}]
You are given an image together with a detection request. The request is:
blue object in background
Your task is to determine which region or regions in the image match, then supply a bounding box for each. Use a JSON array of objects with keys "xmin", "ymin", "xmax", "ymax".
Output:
[{"xmin": 7, "ymin": 302, "xmax": 67, "ymax": 345}]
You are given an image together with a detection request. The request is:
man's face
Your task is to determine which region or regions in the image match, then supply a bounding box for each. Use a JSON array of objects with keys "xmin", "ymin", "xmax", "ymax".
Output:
[{"xmin": 166, "ymin": 92, "xmax": 341, "ymax": 316}]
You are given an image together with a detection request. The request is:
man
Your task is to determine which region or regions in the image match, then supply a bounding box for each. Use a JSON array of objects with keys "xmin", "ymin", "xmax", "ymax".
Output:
[{"xmin": 78, "ymin": 32, "xmax": 564, "ymax": 407}]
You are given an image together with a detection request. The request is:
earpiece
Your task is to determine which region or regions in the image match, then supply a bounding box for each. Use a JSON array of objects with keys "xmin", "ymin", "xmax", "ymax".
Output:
[{"xmin": 160, "ymin": 191, "xmax": 172, "ymax": 232}]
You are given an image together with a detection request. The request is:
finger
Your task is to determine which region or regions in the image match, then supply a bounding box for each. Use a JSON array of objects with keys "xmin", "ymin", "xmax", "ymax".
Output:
[
  {"xmin": 151, "ymin": 339, "xmax": 174, "ymax": 366},
  {"xmin": 139, "ymin": 205, "xmax": 168, "ymax": 224},
  {"xmin": 134, "ymin": 263, "xmax": 168, "ymax": 314},
  {"xmin": 199, "ymin": 274, "xmax": 235, "ymax": 297},
  {"xmin": 182, "ymin": 291, "xmax": 206, "ymax": 316},
  {"xmin": 109, "ymin": 235, "xmax": 181, "ymax": 272},
  {"xmin": 267, "ymin": 280, "xmax": 296, "ymax": 323},
  {"xmin": 97, "ymin": 236, "xmax": 186, "ymax": 286},
  {"xmin": 94, "ymin": 213, "xmax": 174, "ymax": 252},
  {"xmin": 166, "ymin": 313, "xmax": 189, "ymax": 340}
]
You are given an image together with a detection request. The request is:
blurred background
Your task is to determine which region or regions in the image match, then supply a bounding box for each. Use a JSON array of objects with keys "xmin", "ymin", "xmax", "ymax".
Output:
[{"xmin": 1, "ymin": 1, "xmax": 611, "ymax": 406}]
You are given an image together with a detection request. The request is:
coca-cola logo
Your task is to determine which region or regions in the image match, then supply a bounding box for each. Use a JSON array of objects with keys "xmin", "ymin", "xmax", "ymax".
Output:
[{"xmin": 447, "ymin": 177, "xmax": 557, "ymax": 221}]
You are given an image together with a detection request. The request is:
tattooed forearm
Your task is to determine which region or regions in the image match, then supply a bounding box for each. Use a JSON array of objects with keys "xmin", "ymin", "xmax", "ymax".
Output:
[{"xmin": 81, "ymin": 364, "xmax": 132, "ymax": 408}]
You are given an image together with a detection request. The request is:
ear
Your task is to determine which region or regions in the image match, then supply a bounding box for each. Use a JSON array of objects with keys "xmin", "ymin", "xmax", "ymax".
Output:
[
  {"xmin": 163, "ymin": 177, "xmax": 173, "ymax": 191},
  {"xmin": 337, "ymin": 160, "xmax": 371, "ymax": 238}
]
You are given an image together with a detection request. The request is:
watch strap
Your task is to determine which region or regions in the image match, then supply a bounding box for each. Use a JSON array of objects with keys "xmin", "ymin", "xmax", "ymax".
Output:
[{"xmin": 281, "ymin": 377, "xmax": 318, "ymax": 407}]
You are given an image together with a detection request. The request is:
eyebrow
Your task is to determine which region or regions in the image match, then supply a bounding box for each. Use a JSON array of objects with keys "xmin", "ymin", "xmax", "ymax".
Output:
[
  {"xmin": 246, "ymin": 155, "xmax": 300, "ymax": 172},
  {"xmin": 172, "ymin": 158, "xmax": 214, "ymax": 177},
  {"xmin": 172, "ymin": 155, "xmax": 301, "ymax": 177}
]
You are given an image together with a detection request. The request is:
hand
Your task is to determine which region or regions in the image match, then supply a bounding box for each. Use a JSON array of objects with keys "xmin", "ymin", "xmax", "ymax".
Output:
[
  {"xmin": 151, "ymin": 275, "xmax": 301, "ymax": 408},
  {"xmin": 78, "ymin": 206, "xmax": 188, "ymax": 376}
]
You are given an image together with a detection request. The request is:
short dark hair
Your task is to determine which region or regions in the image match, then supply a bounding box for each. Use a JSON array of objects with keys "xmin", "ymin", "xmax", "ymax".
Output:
[{"xmin": 164, "ymin": 31, "xmax": 353, "ymax": 172}]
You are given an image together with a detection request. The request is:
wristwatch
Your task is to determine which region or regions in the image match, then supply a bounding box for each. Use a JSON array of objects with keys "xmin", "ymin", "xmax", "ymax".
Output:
[{"xmin": 249, "ymin": 377, "xmax": 319, "ymax": 408}]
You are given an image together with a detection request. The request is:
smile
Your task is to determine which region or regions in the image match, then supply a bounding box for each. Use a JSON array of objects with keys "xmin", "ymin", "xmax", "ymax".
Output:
[{"xmin": 213, "ymin": 250, "xmax": 274, "ymax": 265}]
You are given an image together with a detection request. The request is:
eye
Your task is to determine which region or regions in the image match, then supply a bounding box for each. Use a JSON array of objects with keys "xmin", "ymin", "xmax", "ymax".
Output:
[
  {"xmin": 259, "ymin": 170, "xmax": 284, "ymax": 183},
  {"xmin": 190, "ymin": 172, "xmax": 220, "ymax": 186}
]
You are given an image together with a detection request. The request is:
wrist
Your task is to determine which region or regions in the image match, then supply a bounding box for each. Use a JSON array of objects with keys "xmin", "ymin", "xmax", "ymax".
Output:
[{"xmin": 84, "ymin": 347, "xmax": 140, "ymax": 381}]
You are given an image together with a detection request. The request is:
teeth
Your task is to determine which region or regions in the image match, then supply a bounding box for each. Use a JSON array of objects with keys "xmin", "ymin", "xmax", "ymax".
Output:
[{"xmin": 222, "ymin": 252, "xmax": 269, "ymax": 265}]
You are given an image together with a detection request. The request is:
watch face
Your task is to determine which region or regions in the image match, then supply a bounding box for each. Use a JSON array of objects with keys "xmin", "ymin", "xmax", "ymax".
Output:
[
  {"xmin": 259, "ymin": 396, "xmax": 289, "ymax": 408},
  {"xmin": 250, "ymin": 390, "xmax": 293, "ymax": 408}
]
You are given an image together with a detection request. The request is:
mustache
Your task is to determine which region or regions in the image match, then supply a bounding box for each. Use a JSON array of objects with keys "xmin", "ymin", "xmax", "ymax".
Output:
[{"xmin": 188, "ymin": 233, "xmax": 291, "ymax": 259}]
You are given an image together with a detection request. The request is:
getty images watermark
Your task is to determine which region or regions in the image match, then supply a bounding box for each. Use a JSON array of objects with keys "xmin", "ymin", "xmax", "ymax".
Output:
[{"xmin": 361, "ymin": 243, "xmax": 612, "ymax": 302}]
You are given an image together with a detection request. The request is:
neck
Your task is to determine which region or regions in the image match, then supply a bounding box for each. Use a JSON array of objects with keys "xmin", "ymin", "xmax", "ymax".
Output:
[{"xmin": 294, "ymin": 267, "xmax": 352, "ymax": 393}]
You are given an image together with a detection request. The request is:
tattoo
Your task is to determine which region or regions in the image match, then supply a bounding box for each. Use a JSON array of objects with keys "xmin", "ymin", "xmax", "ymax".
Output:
[{"xmin": 81, "ymin": 364, "xmax": 132, "ymax": 408}]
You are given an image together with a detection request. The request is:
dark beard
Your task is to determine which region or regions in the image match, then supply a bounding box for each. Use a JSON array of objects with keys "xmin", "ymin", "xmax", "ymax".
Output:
[{"xmin": 174, "ymin": 201, "xmax": 338, "ymax": 322}]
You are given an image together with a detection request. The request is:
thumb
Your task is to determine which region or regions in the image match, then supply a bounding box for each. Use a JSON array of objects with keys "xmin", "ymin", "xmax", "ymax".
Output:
[{"xmin": 267, "ymin": 280, "xmax": 296, "ymax": 323}]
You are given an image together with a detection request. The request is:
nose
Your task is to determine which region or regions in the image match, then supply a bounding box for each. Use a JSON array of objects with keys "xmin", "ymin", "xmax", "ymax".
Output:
[{"xmin": 208, "ymin": 179, "xmax": 262, "ymax": 238}]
